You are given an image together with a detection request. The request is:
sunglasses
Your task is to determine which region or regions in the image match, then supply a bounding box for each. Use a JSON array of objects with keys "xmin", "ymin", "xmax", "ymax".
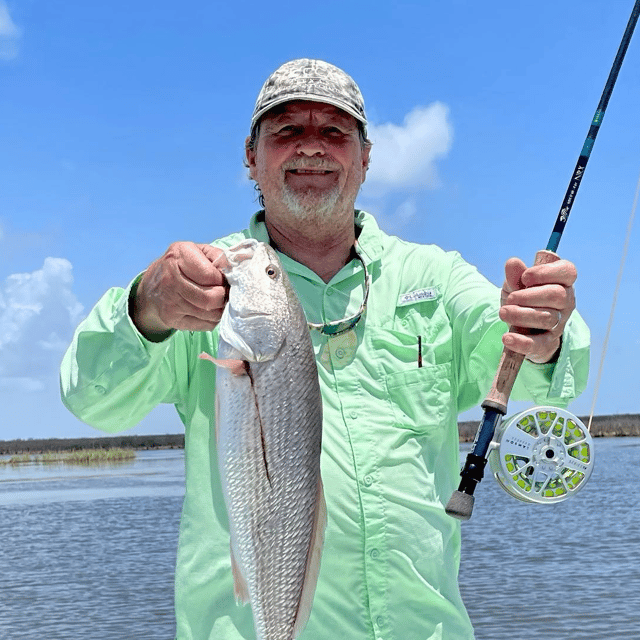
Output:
[{"xmin": 307, "ymin": 245, "xmax": 371, "ymax": 337}]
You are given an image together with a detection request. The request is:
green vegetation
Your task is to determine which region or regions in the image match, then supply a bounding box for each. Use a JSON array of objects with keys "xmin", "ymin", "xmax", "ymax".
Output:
[
  {"xmin": 0, "ymin": 434, "xmax": 184, "ymax": 456},
  {"xmin": 5, "ymin": 454, "xmax": 31, "ymax": 465},
  {"xmin": 0, "ymin": 448, "xmax": 136, "ymax": 465}
]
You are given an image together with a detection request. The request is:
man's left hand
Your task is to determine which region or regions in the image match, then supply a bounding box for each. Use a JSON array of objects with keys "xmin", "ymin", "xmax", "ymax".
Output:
[{"xmin": 499, "ymin": 256, "xmax": 577, "ymax": 364}]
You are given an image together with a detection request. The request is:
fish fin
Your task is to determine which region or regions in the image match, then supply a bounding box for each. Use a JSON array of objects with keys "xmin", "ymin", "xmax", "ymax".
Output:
[
  {"xmin": 292, "ymin": 477, "xmax": 327, "ymax": 638},
  {"xmin": 230, "ymin": 544, "xmax": 250, "ymax": 606},
  {"xmin": 198, "ymin": 351, "xmax": 217, "ymax": 364},
  {"xmin": 198, "ymin": 352, "xmax": 248, "ymax": 376}
]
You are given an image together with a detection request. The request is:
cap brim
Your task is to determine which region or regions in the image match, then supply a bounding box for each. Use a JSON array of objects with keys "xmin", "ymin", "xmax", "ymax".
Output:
[{"xmin": 251, "ymin": 94, "xmax": 367, "ymax": 131}]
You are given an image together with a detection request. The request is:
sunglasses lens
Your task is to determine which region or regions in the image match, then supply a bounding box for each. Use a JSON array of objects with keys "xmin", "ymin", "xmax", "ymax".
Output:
[{"xmin": 320, "ymin": 312, "xmax": 362, "ymax": 336}]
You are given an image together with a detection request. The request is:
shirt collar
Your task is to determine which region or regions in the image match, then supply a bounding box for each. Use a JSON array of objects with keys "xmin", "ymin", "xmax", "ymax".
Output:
[
  {"xmin": 353, "ymin": 209, "xmax": 384, "ymax": 265},
  {"xmin": 247, "ymin": 209, "xmax": 384, "ymax": 281}
]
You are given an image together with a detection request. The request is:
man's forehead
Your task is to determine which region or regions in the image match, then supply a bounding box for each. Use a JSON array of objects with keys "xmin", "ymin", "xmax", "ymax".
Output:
[{"xmin": 261, "ymin": 100, "xmax": 357, "ymax": 124}]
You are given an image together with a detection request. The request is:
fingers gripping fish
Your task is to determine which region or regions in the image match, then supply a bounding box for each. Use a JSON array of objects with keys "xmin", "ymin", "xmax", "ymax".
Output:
[{"xmin": 199, "ymin": 239, "xmax": 326, "ymax": 640}]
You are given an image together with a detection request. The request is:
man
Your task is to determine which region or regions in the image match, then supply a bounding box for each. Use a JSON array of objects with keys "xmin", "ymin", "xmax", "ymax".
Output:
[{"xmin": 60, "ymin": 59, "xmax": 590, "ymax": 639}]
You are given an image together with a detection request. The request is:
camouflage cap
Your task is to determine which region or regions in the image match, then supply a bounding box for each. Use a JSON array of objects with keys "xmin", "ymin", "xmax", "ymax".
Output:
[{"xmin": 250, "ymin": 59, "xmax": 367, "ymax": 132}]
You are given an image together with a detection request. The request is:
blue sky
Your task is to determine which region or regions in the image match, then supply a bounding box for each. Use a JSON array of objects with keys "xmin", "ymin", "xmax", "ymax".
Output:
[{"xmin": 1, "ymin": 0, "xmax": 639, "ymax": 440}]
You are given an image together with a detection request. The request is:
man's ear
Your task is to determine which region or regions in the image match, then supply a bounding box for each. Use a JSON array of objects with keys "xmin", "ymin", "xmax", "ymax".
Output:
[
  {"xmin": 245, "ymin": 136, "xmax": 257, "ymax": 180},
  {"xmin": 361, "ymin": 146, "xmax": 371, "ymax": 181}
]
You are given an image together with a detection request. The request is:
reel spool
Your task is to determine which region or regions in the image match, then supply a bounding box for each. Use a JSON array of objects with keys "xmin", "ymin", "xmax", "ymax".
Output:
[{"xmin": 488, "ymin": 406, "xmax": 594, "ymax": 504}]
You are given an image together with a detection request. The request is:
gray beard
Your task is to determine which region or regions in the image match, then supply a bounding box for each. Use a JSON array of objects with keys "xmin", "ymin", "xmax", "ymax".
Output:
[{"xmin": 280, "ymin": 183, "xmax": 342, "ymax": 225}]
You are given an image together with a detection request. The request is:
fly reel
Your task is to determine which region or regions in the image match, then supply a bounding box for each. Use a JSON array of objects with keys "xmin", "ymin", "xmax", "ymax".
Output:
[{"xmin": 488, "ymin": 406, "xmax": 595, "ymax": 504}]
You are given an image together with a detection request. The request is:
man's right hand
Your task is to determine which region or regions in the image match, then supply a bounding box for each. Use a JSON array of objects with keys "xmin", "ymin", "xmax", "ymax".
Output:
[{"xmin": 131, "ymin": 242, "xmax": 229, "ymax": 341}]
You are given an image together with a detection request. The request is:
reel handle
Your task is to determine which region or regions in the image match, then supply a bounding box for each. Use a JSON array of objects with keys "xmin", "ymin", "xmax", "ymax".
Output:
[{"xmin": 482, "ymin": 250, "xmax": 560, "ymax": 414}]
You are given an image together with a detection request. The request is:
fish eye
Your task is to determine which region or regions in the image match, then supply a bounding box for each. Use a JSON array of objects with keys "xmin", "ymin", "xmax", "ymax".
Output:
[{"xmin": 265, "ymin": 264, "xmax": 279, "ymax": 279}]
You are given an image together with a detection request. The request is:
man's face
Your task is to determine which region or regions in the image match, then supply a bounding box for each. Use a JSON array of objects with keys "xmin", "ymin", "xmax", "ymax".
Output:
[{"xmin": 246, "ymin": 101, "xmax": 370, "ymax": 224}]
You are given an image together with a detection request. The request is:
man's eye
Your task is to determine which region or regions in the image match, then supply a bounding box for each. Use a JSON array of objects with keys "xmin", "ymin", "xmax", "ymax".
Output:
[
  {"xmin": 323, "ymin": 127, "xmax": 344, "ymax": 136},
  {"xmin": 276, "ymin": 125, "xmax": 300, "ymax": 135}
]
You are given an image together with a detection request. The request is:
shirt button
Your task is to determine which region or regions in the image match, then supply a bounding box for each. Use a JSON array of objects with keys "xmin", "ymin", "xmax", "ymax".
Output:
[
  {"xmin": 326, "ymin": 289, "xmax": 334, "ymax": 296},
  {"xmin": 376, "ymin": 616, "xmax": 384, "ymax": 627},
  {"xmin": 370, "ymin": 548, "xmax": 380, "ymax": 559},
  {"xmin": 94, "ymin": 385, "xmax": 106, "ymax": 395},
  {"xmin": 363, "ymin": 474, "xmax": 373, "ymax": 486},
  {"xmin": 335, "ymin": 348, "xmax": 345, "ymax": 359},
  {"xmin": 349, "ymin": 411, "xmax": 358, "ymax": 419}
]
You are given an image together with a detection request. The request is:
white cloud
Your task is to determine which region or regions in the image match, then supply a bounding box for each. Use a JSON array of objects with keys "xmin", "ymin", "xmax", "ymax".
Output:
[
  {"xmin": 358, "ymin": 197, "xmax": 421, "ymax": 236},
  {"xmin": 0, "ymin": 1, "xmax": 21, "ymax": 61},
  {"xmin": 0, "ymin": 258, "xmax": 84, "ymax": 391},
  {"xmin": 394, "ymin": 199, "xmax": 417, "ymax": 223},
  {"xmin": 363, "ymin": 102, "xmax": 453, "ymax": 194}
]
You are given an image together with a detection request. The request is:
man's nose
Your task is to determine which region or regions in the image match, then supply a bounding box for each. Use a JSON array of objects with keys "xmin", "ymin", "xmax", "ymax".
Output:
[{"xmin": 296, "ymin": 133, "xmax": 325, "ymax": 156}]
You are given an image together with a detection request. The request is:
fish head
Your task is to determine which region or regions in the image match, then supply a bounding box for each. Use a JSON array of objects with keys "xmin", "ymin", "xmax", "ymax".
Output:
[{"xmin": 218, "ymin": 239, "xmax": 294, "ymax": 362}]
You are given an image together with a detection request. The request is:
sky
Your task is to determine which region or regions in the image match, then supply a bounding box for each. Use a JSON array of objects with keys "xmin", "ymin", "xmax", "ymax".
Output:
[{"xmin": 1, "ymin": 0, "xmax": 639, "ymax": 440}]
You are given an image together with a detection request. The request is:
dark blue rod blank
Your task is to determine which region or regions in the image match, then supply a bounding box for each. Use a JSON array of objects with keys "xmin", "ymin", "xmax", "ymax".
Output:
[{"xmin": 547, "ymin": 0, "xmax": 640, "ymax": 252}]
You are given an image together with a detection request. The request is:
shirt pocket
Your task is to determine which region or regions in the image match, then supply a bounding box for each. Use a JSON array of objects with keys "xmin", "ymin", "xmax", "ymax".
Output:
[
  {"xmin": 385, "ymin": 363, "xmax": 453, "ymax": 442},
  {"xmin": 368, "ymin": 325, "xmax": 453, "ymax": 442}
]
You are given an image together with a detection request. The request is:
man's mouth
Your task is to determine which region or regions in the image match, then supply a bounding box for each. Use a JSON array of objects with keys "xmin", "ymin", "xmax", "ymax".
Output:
[{"xmin": 286, "ymin": 168, "xmax": 333, "ymax": 175}]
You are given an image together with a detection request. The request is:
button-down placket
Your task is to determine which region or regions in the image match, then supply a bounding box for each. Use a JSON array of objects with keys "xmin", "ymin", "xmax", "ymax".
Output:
[{"xmin": 315, "ymin": 266, "xmax": 390, "ymax": 639}]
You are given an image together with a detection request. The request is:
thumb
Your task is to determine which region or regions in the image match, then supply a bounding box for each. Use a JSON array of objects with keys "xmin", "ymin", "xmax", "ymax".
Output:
[
  {"xmin": 199, "ymin": 244, "xmax": 230, "ymax": 272},
  {"xmin": 502, "ymin": 257, "xmax": 527, "ymax": 300}
]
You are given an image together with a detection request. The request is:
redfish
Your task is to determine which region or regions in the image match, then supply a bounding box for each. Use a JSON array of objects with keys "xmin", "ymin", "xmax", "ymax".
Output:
[{"xmin": 200, "ymin": 239, "xmax": 325, "ymax": 640}]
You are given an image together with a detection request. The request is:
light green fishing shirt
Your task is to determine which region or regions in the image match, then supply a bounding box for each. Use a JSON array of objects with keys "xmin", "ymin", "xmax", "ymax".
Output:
[{"xmin": 60, "ymin": 210, "xmax": 590, "ymax": 640}]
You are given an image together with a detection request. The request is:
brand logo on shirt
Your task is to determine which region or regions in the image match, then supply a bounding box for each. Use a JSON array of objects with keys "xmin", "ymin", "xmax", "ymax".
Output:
[{"xmin": 398, "ymin": 287, "xmax": 439, "ymax": 306}]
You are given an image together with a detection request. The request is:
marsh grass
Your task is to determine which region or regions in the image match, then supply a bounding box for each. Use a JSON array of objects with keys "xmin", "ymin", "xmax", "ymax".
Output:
[
  {"xmin": 4, "ymin": 454, "xmax": 31, "ymax": 465},
  {"xmin": 0, "ymin": 449, "xmax": 136, "ymax": 465}
]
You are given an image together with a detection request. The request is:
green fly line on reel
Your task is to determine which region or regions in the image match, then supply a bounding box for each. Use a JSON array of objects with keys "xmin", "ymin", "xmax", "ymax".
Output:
[{"xmin": 488, "ymin": 406, "xmax": 594, "ymax": 504}]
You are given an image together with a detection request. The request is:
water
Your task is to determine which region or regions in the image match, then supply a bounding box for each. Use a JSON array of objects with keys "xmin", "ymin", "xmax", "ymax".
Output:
[
  {"xmin": 459, "ymin": 437, "xmax": 640, "ymax": 640},
  {"xmin": 1, "ymin": 440, "xmax": 638, "ymax": 639},
  {"xmin": 0, "ymin": 450, "xmax": 184, "ymax": 640}
]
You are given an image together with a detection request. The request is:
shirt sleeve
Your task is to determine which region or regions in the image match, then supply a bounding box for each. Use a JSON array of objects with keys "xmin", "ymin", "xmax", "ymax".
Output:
[
  {"xmin": 59, "ymin": 275, "xmax": 189, "ymax": 433},
  {"xmin": 444, "ymin": 252, "xmax": 590, "ymax": 413}
]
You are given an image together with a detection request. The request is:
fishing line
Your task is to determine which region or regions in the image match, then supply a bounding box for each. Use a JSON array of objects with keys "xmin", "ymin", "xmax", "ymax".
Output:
[
  {"xmin": 446, "ymin": 0, "xmax": 640, "ymax": 520},
  {"xmin": 588, "ymin": 164, "xmax": 640, "ymax": 430}
]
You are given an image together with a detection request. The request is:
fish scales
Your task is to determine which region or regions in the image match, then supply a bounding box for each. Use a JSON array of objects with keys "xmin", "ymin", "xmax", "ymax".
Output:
[{"xmin": 201, "ymin": 239, "xmax": 325, "ymax": 640}]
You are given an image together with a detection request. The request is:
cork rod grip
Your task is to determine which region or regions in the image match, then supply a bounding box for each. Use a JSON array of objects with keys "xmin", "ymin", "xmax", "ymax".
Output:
[{"xmin": 481, "ymin": 250, "xmax": 560, "ymax": 414}]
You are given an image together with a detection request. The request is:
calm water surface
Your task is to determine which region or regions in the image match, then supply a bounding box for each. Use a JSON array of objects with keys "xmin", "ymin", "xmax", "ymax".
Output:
[
  {"xmin": 460, "ymin": 436, "xmax": 640, "ymax": 640},
  {"xmin": 1, "ymin": 439, "xmax": 638, "ymax": 639},
  {"xmin": 0, "ymin": 450, "xmax": 184, "ymax": 640}
]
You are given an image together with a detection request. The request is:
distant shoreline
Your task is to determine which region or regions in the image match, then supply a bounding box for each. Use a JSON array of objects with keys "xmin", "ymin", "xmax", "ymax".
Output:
[
  {"xmin": 458, "ymin": 413, "xmax": 640, "ymax": 442},
  {"xmin": 0, "ymin": 434, "xmax": 185, "ymax": 455},
  {"xmin": 2, "ymin": 414, "xmax": 639, "ymax": 454}
]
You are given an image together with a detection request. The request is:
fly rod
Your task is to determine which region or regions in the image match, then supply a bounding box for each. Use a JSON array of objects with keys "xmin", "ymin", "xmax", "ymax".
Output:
[{"xmin": 446, "ymin": 0, "xmax": 640, "ymax": 520}]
